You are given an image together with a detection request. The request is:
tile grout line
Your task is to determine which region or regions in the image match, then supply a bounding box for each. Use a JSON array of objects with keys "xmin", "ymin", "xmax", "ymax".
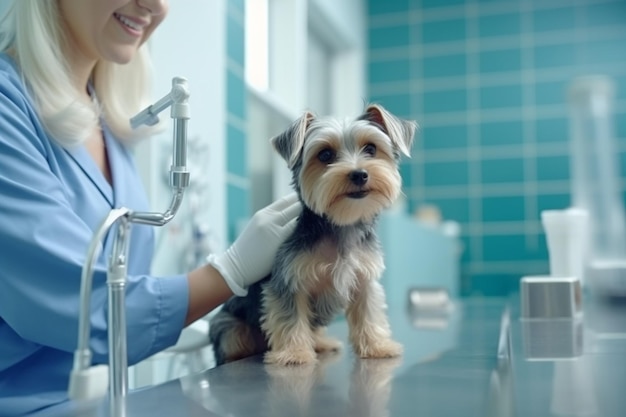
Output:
[
  {"xmin": 411, "ymin": 0, "xmax": 425, "ymax": 209},
  {"xmin": 520, "ymin": 0, "xmax": 540, "ymax": 252},
  {"xmin": 465, "ymin": 0, "xmax": 483, "ymax": 263}
]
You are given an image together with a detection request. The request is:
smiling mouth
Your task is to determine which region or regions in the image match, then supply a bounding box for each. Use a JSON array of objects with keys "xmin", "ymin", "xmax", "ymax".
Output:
[
  {"xmin": 114, "ymin": 13, "xmax": 143, "ymax": 32},
  {"xmin": 346, "ymin": 190, "xmax": 370, "ymax": 199}
]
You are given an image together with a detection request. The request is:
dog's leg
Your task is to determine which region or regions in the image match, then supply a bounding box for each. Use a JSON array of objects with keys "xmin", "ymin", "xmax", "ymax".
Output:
[
  {"xmin": 346, "ymin": 279, "xmax": 403, "ymax": 358},
  {"xmin": 311, "ymin": 291, "xmax": 343, "ymax": 353},
  {"xmin": 313, "ymin": 326, "xmax": 343, "ymax": 353},
  {"xmin": 261, "ymin": 287, "xmax": 317, "ymax": 365},
  {"xmin": 209, "ymin": 309, "xmax": 266, "ymax": 365}
]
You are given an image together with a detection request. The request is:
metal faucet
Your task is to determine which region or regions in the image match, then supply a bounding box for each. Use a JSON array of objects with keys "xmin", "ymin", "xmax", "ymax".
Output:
[{"xmin": 68, "ymin": 77, "xmax": 190, "ymax": 417}]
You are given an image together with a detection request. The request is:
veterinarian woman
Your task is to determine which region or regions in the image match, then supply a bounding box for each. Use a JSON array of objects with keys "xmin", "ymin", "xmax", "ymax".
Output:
[{"xmin": 0, "ymin": 1, "xmax": 300, "ymax": 415}]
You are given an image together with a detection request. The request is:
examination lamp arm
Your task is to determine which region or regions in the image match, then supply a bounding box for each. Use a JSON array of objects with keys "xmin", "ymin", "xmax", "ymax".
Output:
[
  {"xmin": 130, "ymin": 76, "xmax": 190, "ymax": 128},
  {"xmin": 131, "ymin": 76, "xmax": 191, "ymax": 225}
]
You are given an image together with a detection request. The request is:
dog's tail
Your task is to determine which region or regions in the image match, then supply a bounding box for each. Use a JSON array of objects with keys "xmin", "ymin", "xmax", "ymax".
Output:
[{"xmin": 209, "ymin": 307, "xmax": 267, "ymax": 366}]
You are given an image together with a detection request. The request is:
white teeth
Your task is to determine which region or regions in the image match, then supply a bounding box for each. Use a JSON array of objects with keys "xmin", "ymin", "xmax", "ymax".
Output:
[{"xmin": 115, "ymin": 13, "xmax": 142, "ymax": 31}]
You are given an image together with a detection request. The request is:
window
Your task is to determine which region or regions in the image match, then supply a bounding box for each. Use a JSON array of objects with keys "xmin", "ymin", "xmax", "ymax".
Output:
[
  {"xmin": 245, "ymin": 0, "xmax": 366, "ymax": 209},
  {"xmin": 244, "ymin": 0, "xmax": 269, "ymax": 91}
]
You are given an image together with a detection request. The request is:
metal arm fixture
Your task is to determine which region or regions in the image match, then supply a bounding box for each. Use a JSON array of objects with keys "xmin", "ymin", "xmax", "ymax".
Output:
[{"xmin": 69, "ymin": 77, "xmax": 190, "ymax": 417}]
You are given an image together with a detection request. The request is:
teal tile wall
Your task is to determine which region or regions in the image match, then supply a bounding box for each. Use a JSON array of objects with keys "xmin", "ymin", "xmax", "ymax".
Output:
[
  {"xmin": 367, "ymin": 0, "xmax": 626, "ymax": 296},
  {"xmin": 226, "ymin": 0, "xmax": 249, "ymax": 242}
]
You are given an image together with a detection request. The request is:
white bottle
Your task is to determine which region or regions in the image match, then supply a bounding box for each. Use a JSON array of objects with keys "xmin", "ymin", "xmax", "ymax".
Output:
[{"xmin": 568, "ymin": 75, "xmax": 626, "ymax": 296}]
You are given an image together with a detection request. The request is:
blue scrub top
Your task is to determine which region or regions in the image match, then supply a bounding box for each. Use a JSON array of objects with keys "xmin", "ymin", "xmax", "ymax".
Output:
[{"xmin": 0, "ymin": 54, "xmax": 190, "ymax": 415}]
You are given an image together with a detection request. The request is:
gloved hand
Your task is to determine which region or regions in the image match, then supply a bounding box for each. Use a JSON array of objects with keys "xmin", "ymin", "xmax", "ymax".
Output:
[{"xmin": 207, "ymin": 193, "xmax": 301, "ymax": 296}]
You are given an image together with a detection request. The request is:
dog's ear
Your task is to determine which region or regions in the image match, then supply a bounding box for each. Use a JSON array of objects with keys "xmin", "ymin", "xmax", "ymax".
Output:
[
  {"xmin": 359, "ymin": 104, "xmax": 417, "ymax": 157},
  {"xmin": 271, "ymin": 111, "xmax": 315, "ymax": 169}
]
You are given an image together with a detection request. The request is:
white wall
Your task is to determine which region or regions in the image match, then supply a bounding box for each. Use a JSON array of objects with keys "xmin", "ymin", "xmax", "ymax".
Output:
[
  {"xmin": 138, "ymin": 0, "xmax": 228, "ymax": 275},
  {"xmin": 248, "ymin": 0, "xmax": 367, "ymax": 207},
  {"xmin": 130, "ymin": 1, "xmax": 229, "ymax": 388},
  {"xmin": 310, "ymin": 0, "xmax": 367, "ymax": 118},
  {"xmin": 312, "ymin": 0, "xmax": 366, "ymax": 48}
]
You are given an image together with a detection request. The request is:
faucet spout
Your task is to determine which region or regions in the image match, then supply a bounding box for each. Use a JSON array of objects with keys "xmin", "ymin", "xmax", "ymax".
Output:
[{"xmin": 68, "ymin": 78, "xmax": 191, "ymax": 417}]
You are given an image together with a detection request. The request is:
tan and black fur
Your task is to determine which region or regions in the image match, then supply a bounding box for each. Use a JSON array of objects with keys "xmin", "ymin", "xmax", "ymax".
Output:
[{"xmin": 209, "ymin": 104, "xmax": 416, "ymax": 366}]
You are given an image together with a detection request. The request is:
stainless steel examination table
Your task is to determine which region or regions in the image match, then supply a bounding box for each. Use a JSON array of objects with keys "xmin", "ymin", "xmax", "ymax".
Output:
[{"xmin": 34, "ymin": 295, "xmax": 626, "ymax": 417}]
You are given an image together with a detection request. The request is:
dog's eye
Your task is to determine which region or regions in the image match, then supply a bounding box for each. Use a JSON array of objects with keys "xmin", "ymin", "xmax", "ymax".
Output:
[
  {"xmin": 363, "ymin": 143, "xmax": 377, "ymax": 156},
  {"xmin": 318, "ymin": 148, "xmax": 335, "ymax": 164}
]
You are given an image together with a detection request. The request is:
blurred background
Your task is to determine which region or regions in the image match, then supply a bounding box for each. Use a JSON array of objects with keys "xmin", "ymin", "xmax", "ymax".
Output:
[
  {"xmin": 1, "ymin": 0, "xmax": 621, "ymax": 300},
  {"xmin": 367, "ymin": 0, "xmax": 626, "ymax": 296},
  {"xmin": 144, "ymin": 0, "xmax": 626, "ymax": 300},
  {"xmin": 2, "ymin": 0, "xmax": 623, "ymax": 389},
  {"xmin": 3, "ymin": 0, "xmax": 622, "ymax": 387}
]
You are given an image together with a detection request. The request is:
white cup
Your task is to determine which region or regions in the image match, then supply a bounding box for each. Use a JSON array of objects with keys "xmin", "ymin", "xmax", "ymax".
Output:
[{"xmin": 541, "ymin": 208, "xmax": 589, "ymax": 283}]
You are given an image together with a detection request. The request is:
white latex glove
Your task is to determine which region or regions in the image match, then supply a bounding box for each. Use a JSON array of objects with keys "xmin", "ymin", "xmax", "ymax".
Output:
[{"xmin": 207, "ymin": 193, "xmax": 301, "ymax": 296}]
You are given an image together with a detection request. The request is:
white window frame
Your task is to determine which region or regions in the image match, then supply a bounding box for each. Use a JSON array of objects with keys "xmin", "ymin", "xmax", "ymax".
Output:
[{"xmin": 245, "ymin": 0, "xmax": 366, "ymax": 210}]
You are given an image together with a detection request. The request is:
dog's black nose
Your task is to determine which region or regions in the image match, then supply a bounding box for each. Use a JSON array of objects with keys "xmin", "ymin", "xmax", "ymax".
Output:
[{"xmin": 349, "ymin": 169, "xmax": 369, "ymax": 186}]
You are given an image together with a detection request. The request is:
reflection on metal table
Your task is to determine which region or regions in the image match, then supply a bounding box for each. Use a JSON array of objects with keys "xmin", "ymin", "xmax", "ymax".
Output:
[{"xmin": 33, "ymin": 295, "xmax": 626, "ymax": 417}]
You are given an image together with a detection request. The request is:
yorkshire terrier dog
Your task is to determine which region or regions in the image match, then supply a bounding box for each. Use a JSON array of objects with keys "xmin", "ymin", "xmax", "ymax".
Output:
[{"xmin": 209, "ymin": 104, "xmax": 416, "ymax": 366}]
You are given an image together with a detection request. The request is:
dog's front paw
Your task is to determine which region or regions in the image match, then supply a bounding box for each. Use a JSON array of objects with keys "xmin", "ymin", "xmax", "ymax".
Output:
[
  {"xmin": 355, "ymin": 339, "xmax": 403, "ymax": 359},
  {"xmin": 264, "ymin": 347, "xmax": 318, "ymax": 366}
]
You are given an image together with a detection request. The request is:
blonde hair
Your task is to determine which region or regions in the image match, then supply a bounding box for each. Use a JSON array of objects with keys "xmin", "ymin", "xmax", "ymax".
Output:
[{"xmin": 0, "ymin": 0, "xmax": 162, "ymax": 146}]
